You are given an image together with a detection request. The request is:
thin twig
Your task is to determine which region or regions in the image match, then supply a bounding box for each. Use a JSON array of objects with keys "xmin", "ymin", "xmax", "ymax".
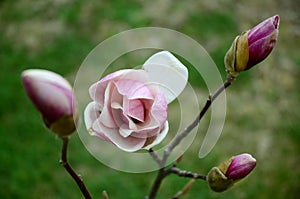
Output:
[
  {"xmin": 60, "ymin": 137, "xmax": 92, "ymax": 199},
  {"xmin": 170, "ymin": 179, "xmax": 195, "ymax": 199},
  {"xmin": 163, "ymin": 77, "xmax": 233, "ymax": 162},
  {"xmin": 102, "ymin": 190, "xmax": 109, "ymax": 199},
  {"xmin": 148, "ymin": 148, "xmax": 163, "ymax": 167},
  {"xmin": 147, "ymin": 75, "xmax": 234, "ymax": 199},
  {"xmin": 168, "ymin": 166, "xmax": 207, "ymax": 180}
]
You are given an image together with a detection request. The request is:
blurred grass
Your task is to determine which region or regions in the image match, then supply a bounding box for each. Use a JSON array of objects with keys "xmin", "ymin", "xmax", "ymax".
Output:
[{"xmin": 1, "ymin": 0, "xmax": 300, "ymax": 198}]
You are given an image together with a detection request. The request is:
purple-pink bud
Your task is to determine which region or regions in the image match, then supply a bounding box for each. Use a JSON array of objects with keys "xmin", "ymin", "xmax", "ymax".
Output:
[
  {"xmin": 225, "ymin": 15, "xmax": 280, "ymax": 77},
  {"xmin": 226, "ymin": 153, "xmax": 256, "ymax": 180},
  {"xmin": 246, "ymin": 15, "xmax": 279, "ymax": 69},
  {"xmin": 22, "ymin": 69, "xmax": 77, "ymax": 137},
  {"xmin": 207, "ymin": 153, "xmax": 256, "ymax": 192}
]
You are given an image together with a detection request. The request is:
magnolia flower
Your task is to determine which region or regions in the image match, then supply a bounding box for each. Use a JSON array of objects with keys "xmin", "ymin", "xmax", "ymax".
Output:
[
  {"xmin": 84, "ymin": 51, "xmax": 188, "ymax": 152},
  {"xmin": 225, "ymin": 15, "xmax": 280, "ymax": 77},
  {"xmin": 22, "ymin": 69, "xmax": 77, "ymax": 137},
  {"xmin": 207, "ymin": 153, "xmax": 256, "ymax": 192}
]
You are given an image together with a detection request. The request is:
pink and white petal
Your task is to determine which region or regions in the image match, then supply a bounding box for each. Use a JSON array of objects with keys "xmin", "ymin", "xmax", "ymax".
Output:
[
  {"xmin": 99, "ymin": 124, "xmax": 146, "ymax": 152},
  {"xmin": 143, "ymin": 51, "xmax": 188, "ymax": 104},
  {"xmin": 89, "ymin": 69, "xmax": 131, "ymax": 104},
  {"xmin": 93, "ymin": 129, "xmax": 111, "ymax": 142},
  {"xmin": 89, "ymin": 69, "xmax": 150, "ymax": 104},
  {"xmin": 149, "ymin": 88, "xmax": 168, "ymax": 127},
  {"xmin": 99, "ymin": 106, "xmax": 118, "ymax": 128},
  {"xmin": 22, "ymin": 69, "xmax": 72, "ymax": 91},
  {"xmin": 25, "ymin": 80, "xmax": 72, "ymax": 123},
  {"xmin": 143, "ymin": 121, "xmax": 169, "ymax": 150},
  {"xmin": 117, "ymin": 69, "xmax": 150, "ymax": 84},
  {"xmin": 129, "ymin": 119, "xmax": 158, "ymax": 133},
  {"xmin": 91, "ymin": 118, "xmax": 116, "ymax": 142},
  {"xmin": 127, "ymin": 105, "xmax": 160, "ymax": 134},
  {"xmin": 84, "ymin": 101, "xmax": 101, "ymax": 130},
  {"xmin": 114, "ymin": 79, "xmax": 153, "ymax": 100},
  {"xmin": 123, "ymin": 99, "xmax": 145, "ymax": 122},
  {"xmin": 130, "ymin": 127, "xmax": 160, "ymax": 139},
  {"xmin": 119, "ymin": 124, "xmax": 134, "ymax": 137}
]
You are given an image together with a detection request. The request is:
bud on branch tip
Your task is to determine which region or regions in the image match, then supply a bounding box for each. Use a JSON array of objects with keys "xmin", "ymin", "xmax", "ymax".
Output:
[
  {"xmin": 207, "ymin": 153, "xmax": 256, "ymax": 192},
  {"xmin": 225, "ymin": 15, "xmax": 280, "ymax": 77},
  {"xmin": 22, "ymin": 69, "xmax": 77, "ymax": 137}
]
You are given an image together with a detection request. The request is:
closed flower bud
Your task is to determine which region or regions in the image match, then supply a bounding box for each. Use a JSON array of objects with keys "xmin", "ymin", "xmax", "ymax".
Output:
[
  {"xmin": 207, "ymin": 153, "xmax": 256, "ymax": 192},
  {"xmin": 22, "ymin": 69, "xmax": 77, "ymax": 137},
  {"xmin": 226, "ymin": 153, "xmax": 257, "ymax": 180},
  {"xmin": 225, "ymin": 15, "xmax": 279, "ymax": 77}
]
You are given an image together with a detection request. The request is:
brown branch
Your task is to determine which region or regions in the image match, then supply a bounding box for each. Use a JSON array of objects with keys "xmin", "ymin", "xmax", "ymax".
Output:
[
  {"xmin": 168, "ymin": 166, "xmax": 207, "ymax": 180},
  {"xmin": 163, "ymin": 76, "xmax": 233, "ymax": 161},
  {"xmin": 60, "ymin": 137, "xmax": 92, "ymax": 199},
  {"xmin": 146, "ymin": 75, "xmax": 234, "ymax": 199}
]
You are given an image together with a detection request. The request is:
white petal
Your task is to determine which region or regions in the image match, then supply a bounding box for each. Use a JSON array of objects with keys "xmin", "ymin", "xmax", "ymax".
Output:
[
  {"xmin": 143, "ymin": 51, "xmax": 188, "ymax": 104},
  {"xmin": 98, "ymin": 82, "xmax": 118, "ymax": 128},
  {"xmin": 119, "ymin": 126, "xmax": 133, "ymax": 138},
  {"xmin": 84, "ymin": 102, "xmax": 101, "ymax": 131},
  {"xmin": 143, "ymin": 121, "xmax": 169, "ymax": 150}
]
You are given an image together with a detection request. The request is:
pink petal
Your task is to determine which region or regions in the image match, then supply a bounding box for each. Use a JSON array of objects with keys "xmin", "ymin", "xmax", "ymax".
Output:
[
  {"xmin": 248, "ymin": 15, "xmax": 279, "ymax": 45},
  {"xmin": 123, "ymin": 99, "xmax": 145, "ymax": 122},
  {"xmin": 89, "ymin": 70, "xmax": 129, "ymax": 106},
  {"xmin": 247, "ymin": 29, "xmax": 278, "ymax": 68},
  {"xmin": 89, "ymin": 69, "xmax": 150, "ymax": 105},
  {"xmin": 22, "ymin": 69, "xmax": 72, "ymax": 90},
  {"xmin": 148, "ymin": 86, "xmax": 168, "ymax": 127},
  {"xmin": 114, "ymin": 79, "xmax": 153, "ymax": 100},
  {"xmin": 130, "ymin": 127, "xmax": 160, "ymax": 139},
  {"xmin": 22, "ymin": 76, "xmax": 72, "ymax": 124},
  {"xmin": 226, "ymin": 153, "xmax": 257, "ymax": 180}
]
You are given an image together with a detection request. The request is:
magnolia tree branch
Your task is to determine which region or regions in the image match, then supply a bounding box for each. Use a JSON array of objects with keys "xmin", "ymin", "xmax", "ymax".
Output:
[
  {"xmin": 168, "ymin": 166, "xmax": 207, "ymax": 180},
  {"xmin": 60, "ymin": 137, "xmax": 92, "ymax": 199},
  {"xmin": 146, "ymin": 75, "xmax": 234, "ymax": 199}
]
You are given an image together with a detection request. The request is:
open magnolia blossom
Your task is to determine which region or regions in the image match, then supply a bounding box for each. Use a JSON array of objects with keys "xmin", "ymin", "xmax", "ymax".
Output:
[{"xmin": 84, "ymin": 51, "xmax": 188, "ymax": 152}]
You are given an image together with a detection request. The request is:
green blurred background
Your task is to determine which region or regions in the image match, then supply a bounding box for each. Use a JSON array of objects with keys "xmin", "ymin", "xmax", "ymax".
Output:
[{"xmin": 1, "ymin": 0, "xmax": 299, "ymax": 198}]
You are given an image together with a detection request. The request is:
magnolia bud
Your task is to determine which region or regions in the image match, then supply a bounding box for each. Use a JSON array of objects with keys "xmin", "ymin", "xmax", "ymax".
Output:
[
  {"xmin": 22, "ymin": 69, "xmax": 77, "ymax": 137},
  {"xmin": 207, "ymin": 153, "xmax": 256, "ymax": 192},
  {"xmin": 225, "ymin": 15, "xmax": 279, "ymax": 77}
]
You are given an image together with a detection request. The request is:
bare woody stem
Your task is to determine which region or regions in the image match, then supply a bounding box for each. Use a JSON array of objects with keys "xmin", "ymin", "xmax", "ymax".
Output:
[
  {"xmin": 168, "ymin": 166, "xmax": 207, "ymax": 180},
  {"xmin": 163, "ymin": 76, "xmax": 233, "ymax": 161},
  {"xmin": 170, "ymin": 179, "xmax": 195, "ymax": 199},
  {"xmin": 147, "ymin": 75, "xmax": 234, "ymax": 199},
  {"xmin": 60, "ymin": 137, "xmax": 92, "ymax": 199}
]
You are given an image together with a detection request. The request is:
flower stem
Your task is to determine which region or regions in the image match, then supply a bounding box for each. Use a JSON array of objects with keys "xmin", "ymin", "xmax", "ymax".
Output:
[
  {"xmin": 147, "ymin": 75, "xmax": 234, "ymax": 199},
  {"xmin": 60, "ymin": 137, "xmax": 92, "ymax": 199}
]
